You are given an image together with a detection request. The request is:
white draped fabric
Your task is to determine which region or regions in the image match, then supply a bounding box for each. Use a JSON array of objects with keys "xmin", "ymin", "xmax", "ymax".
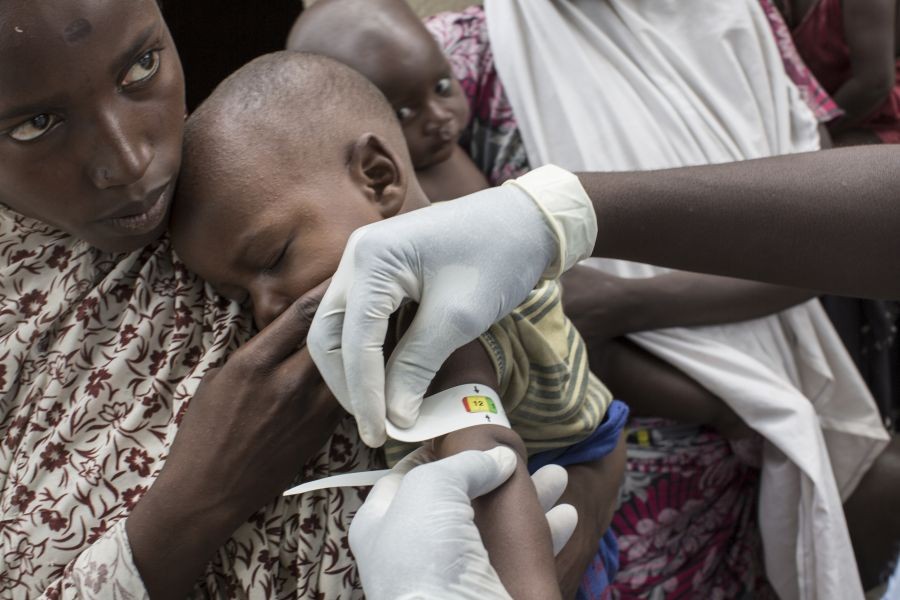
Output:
[{"xmin": 484, "ymin": 1, "xmax": 889, "ymax": 598}]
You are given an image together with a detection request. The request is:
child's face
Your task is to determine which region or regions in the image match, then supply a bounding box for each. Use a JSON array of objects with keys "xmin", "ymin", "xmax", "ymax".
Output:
[
  {"xmin": 172, "ymin": 162, "xmax": 385, "ymax": 330},
  {"xmin": 0, "ymin": 0, "xmax": 185, "ymax": 252},
  {"xmin": 374, "ymin": 41, "xmax": 470, "ymax": 171}
]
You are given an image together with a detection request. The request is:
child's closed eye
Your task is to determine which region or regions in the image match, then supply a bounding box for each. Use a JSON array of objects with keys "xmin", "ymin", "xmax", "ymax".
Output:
[{"xmin": 261, "ymin": 240, "xmax": 291, "ymax": 274}]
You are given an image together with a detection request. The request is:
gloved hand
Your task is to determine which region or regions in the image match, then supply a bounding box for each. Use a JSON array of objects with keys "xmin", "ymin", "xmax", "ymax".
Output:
[
  {"xmin": 349, "ymin": 446, "xmax": 577, "ymax": 600},
  {"xmin": 308, "ymin": 166, "xmax": 597, "ymax": 446}
]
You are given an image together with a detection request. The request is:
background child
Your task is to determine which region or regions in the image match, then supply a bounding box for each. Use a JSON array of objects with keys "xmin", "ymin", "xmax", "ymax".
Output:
[
  {"xmin": 286, "ymin": 0, "xmax": 489, "ymax": 201},
  {"xmin": 170, "ymin": 52, "xmax": 625, "ymax": 599}
]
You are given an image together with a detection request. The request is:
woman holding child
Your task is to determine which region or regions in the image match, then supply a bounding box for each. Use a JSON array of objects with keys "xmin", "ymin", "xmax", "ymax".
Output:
[
  {"xmin": 0, "ymin": 0, "xmax": 622, "ymax": 597},
  {"xmin": 0, "ymin": 1, "xmax": 382, "ymax": 596},
  {"xmin": 2, "ymin": 2, "xmax": 896, "ymax": 600}
]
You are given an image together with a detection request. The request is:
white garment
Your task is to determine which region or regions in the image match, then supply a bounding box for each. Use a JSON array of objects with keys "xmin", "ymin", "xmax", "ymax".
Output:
[
  {"xmin": 885, "ymin": 560, "xmax": 900, "ymax": 600},
  {"xmin": 484, "ymin": 1, "xmax": 890, "ymax": 599}
]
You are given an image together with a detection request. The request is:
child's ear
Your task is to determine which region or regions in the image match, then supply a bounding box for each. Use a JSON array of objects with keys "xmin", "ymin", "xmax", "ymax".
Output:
[{"xmin": 348, "ymin": 133, "xmax": 407, "ymax": 218}]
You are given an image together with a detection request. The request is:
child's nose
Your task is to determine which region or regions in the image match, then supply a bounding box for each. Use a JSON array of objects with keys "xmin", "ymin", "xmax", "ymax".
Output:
[
  {"xmin": 423, "ymin": 101, "xmax": 453, "ymax": 134},
  {"xmin": 252, "ymin": 289, "xmax": 292, "ymax": 330}
]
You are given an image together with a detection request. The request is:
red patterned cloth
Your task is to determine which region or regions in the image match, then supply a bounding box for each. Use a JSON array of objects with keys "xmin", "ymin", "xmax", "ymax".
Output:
[
  {"xmin": 610, "ymin": 421, "xmax": 774, "ymax": 599},
  {"xmin": 0, "ymin": 205, "xmax": 380, "ymax": 598},
  {"xmin": 758, "ymin": 0, "xmax": 844, "ymax": 123}
]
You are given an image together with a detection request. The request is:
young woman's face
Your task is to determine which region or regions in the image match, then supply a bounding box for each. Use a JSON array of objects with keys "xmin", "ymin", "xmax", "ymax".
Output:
[{"xmin": 0, "ymin": 0, "xmax": 185, "ymax": 253}]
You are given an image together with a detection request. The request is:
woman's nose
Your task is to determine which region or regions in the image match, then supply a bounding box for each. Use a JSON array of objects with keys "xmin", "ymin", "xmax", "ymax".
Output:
[
  {"xmin": 87, "ymin": 108, "xmax": 153, "ymax": 190},
  {"xmin": 252, "ymin": 288, "xmax": 293, "ymax": 330}
]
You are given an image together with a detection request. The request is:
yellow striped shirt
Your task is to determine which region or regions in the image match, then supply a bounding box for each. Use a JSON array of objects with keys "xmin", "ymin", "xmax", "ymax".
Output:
[{"xmin": 385, "ymin": 280, "xmax": 612, "ymax": 465}]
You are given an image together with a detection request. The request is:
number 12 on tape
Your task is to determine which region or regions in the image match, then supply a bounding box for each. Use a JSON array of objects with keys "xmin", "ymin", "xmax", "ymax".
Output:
[{"xmin": 462, "ymin": 395, "xmax": 497, "ymax": 414}]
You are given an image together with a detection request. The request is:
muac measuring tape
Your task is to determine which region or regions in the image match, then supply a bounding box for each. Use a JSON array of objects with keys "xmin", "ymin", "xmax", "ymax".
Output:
[{"xmin": 284, "ymin": 384, "xmax": 509, "ymax": 495}]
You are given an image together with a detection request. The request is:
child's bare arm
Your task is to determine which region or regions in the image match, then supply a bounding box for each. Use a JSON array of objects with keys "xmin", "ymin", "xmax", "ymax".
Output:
[
  {"xmin": 428, "ymin": 339, "xmax": 562, "ymax": 600},
  {"xmin": 829, "ymin": 0, "xmax": 896, "ymax": 134}
]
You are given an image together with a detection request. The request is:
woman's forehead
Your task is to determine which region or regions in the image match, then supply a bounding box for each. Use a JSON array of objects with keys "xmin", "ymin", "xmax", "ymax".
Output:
[{"xmin": 0, "ymin": 0, "xmax": 162, "ymax": 98}]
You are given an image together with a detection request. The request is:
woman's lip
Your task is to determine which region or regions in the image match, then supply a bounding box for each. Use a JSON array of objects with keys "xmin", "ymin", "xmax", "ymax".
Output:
[{"xmin": 104, "ymin": 186, "xmax": 171, "ymax": 235}]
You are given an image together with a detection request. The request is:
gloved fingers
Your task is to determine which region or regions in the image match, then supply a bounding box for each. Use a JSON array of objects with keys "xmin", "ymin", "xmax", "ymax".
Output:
[
  {"xmin": 349, "ymin": 466, "xmax": 402, "ymax": 554},
  {"xmin": 410, "ymin": 447, "xmax": 518, "ymax": 501},
  {"xmin": 384, "ymin": 302, "xmax": 474, "ymax": 429},
  {"xmin": 390, "ymin": 446, "xmax": 438, "ymax": 477},
  {"xmin": 530, "ymin": 464, "xmax": 569, "ymax": 513},
  {"xmin": 545, "ymin": 503, "xmax": 578, "ymax": 556},
  {"xmin": 340, "ymin": 284, "xmax": 407, "ymax": 449},
  {"xmin": 349, "ymin": 449, "xmax": 438, "ymax": 549}
]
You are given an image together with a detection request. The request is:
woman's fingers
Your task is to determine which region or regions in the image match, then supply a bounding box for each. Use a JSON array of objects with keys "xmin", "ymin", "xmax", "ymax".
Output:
[
  {"xmin": 241, "ymin": 279, "xmax": 330, "ymax": 367},
  {"xmin": 530, "ymin": 464, "xmax": 569, "ymax": 512}
]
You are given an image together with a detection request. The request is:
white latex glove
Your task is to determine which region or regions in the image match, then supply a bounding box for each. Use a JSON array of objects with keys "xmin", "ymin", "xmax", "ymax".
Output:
[
  {"xmin": 349, "ymin": 446, "xmax": 578, "ymax": 600},
  {"xmin": 308, "ymin": 165, "xmax": 597, "ymax": 446}
]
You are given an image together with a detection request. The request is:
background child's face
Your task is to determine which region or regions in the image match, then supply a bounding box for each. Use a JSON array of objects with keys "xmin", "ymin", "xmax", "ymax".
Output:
[
  {"xmin": 172, "ymin": 164, "xmax": 384, "ymax": 330},
  {"xmin": 373, "ymin": 41, "xmax": 470, "ymax": 170},
  {"xmin": 0, "ymin": 0, "xmax": 185, "ymax": 252}
]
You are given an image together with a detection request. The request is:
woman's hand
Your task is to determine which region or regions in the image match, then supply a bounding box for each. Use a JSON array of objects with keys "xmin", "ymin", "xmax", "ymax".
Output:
[{"xmin": 127, "ymin": 285, "xmax": 343, "ymax": 598}]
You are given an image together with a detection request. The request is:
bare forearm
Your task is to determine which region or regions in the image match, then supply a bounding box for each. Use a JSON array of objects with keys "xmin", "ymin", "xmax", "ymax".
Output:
[
  {"xmin": 622, "ymin": 273, "xmax": 814, "ymax": 333},
  {"xmin": 126, "ymin": 476, "xmax": 244, "ymax": 599},
  {"xmin": 434, "ymin": 426, "xmax": 561, "ymax": 600},
  {"xmin": 127, "ymin": 386, "xmax": 344, "ymax": 598},
  {"xmin": 579, "ymin": 146, "xmax": 900, "ymax": 299}
]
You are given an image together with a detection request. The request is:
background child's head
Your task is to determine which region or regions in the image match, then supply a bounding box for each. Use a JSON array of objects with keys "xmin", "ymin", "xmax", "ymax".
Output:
[
  {"xmin": 172, "ymin": 51, "xmax": 422, "ymax": 329},
  {"xmin": 0, "ymin": 0, "xmax": 185, "ymax": 252},
  {"xmin": 287, "ymin": 0, "xmax": 470, "ymax": 171}
]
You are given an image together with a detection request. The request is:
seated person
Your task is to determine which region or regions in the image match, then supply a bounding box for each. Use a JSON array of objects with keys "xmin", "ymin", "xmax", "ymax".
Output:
[
  {"xmin": 286, "ymin": 0, "xmax": 489, "ymax": 202},
  {"xmin": 288, "ymin": 0, "xmax": 763, "ymax": 441},
  {"xmin": 169, "ymin": 51, "xmax": 627, "ymax": 600}
]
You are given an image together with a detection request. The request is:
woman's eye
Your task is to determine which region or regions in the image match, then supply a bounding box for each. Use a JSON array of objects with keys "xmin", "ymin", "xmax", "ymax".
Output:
[
  {"xmin": 122, "ymin": 50, "xmax": 161, "ymax": 87},
  {"xmin": 8, "ymin": 113, "xmax": 61, "ymax": 142},
  {"xmin": 396, "ymin": 107, "xmax": 415, "ymax": 122},
  {"xmin": 435, "ymin": 78, "xmax": 453, "ymax": 96}
]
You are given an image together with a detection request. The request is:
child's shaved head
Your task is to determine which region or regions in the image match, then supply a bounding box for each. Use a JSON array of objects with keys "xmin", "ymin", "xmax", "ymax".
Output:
[
  {"xmin": 182, "ymin": 51, "xmax": 408, "ymax": 184},
  {"xmin": 173, "ymin": 51, "xmax": 426, "ymax": 329},
  {"xmin": 286, "ymin": 0, "xmax": 470, "ymax": 170},
  {"xmin": 286, "ymin": 0, "xmax": 430, "ymax": 89}
]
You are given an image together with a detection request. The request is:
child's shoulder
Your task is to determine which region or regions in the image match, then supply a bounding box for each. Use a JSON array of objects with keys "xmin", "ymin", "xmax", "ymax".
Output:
[{"xmin": 418, "ymin": 146, "xmax": 490, "ymax": 202}]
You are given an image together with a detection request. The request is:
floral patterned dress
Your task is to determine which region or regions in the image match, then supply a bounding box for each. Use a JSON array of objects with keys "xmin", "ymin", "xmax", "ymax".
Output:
[
  {"xmin": 0, "ymin": 206, "xmax": 379, "ymax": 599},
  {"xmin": 424, "ymin": 5, "xmax": 835, "ymax": 597}
]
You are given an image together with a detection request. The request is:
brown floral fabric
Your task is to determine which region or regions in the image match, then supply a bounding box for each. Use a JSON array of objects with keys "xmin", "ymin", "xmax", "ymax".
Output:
[{"xmin": 0, "ymin": 206, "xmax": 378, "ymax": 598}]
